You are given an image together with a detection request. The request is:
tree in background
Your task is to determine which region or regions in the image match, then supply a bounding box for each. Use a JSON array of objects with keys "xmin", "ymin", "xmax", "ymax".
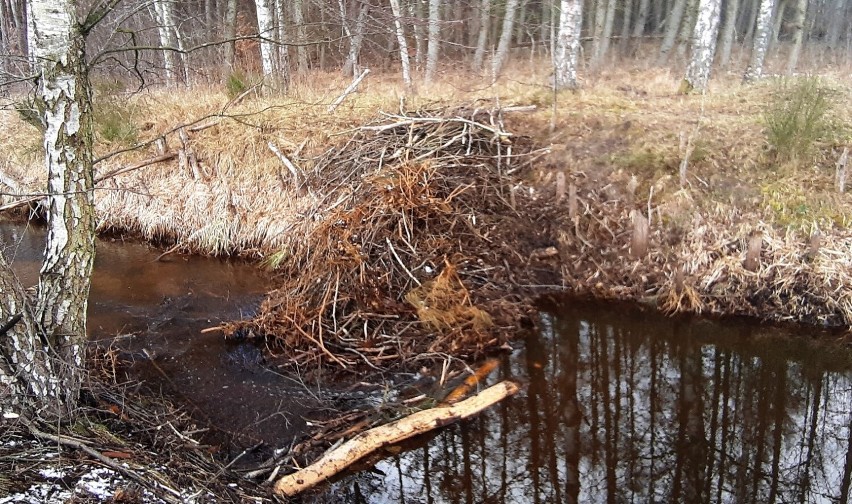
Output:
[
  {"xmin": 554, "ymin": 0, "xmax": 583, "ymax": 90},
  {"xmin": 682, "ymin": 0, "xmax": 723, "ymax": 92},
  {"xmin": 743, "ymin": 0, "xmax": 777, "ymax": 83}
]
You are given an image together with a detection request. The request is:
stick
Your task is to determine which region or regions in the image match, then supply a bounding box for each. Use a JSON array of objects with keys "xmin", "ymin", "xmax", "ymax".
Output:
[
  {"xmin": 273, "ymin": 380, "xmax": 520, "ymax": 497},
  {"xmin": 268, "ymin": 142, "xmax": 306, "ymax": 196},
  {"xmin": 327, "ymin": 68, "xmax": 370, "ymax": 113}
]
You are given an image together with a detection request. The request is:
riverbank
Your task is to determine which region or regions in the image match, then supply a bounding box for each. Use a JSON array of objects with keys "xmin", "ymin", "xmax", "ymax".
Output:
[{"xmin": 2, "ymin": 63, "xmax": 852, "ymax": 365}]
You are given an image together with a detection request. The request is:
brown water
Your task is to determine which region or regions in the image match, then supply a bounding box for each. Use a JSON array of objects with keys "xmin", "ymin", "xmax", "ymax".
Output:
[
  {"xmin": 325, "ymin": 302, "xmax": 852, "ymax": 504},
  {"xmin": 6, "ymin": 221, "xmax": 852, "ymax": 503},
  {"xmin": 0, "ymin": 221, "xmax": 322, "ymax": 453}
]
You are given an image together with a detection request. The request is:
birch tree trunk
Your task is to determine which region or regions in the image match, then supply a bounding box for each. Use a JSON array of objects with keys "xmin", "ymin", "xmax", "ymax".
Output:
[
  {"xmin": 425, "ymin": 0, "xmax": 441, "ymax": 82},
  {"xmin": 472, "ymin": 0, "xmax": 491, "ymax": 71},
  {"xmin": 150, "ymin": 0, "xmax": 177, "ymax": 81},
  {"xmin": 785, "ymin": 0, "xmax": 807, "ymax": 74},
  {"xmin": 717, "ymin": 0, "xmax": 740, "ymax": 68},
  {"xmin": 411, "ymin": 0, "xmax": 426, "ymax": 70},
  {"xmin": 224, "ymin": 0, "xmax": 237, "ymax": 69},
  {"xmin": 389, "ymin": 0, "xmax": 412, "ymax": 87},
  {"xmin": 342, "ymin": 0, "xmax": 369, "ymax": 77},
  {"xmin": 273, "ymin": 0, "xmax": 289, "ymax": 86},
  {"xmin": 682, "ymin": 0, "xmax": 723, "ymax": 92},
  {"xmin": 554, "ymin": 0, "xmax": 583, "ymax": 90},
  {"xmin": 591, "ymin": 0, "xmax": 616, "ymax": 68},
  {"xmin": 293, "ymin": 0, "xmax": 308, "ymax": 73},
  {"xmin": 255, "ymin": 0, "xmax": 277, "ymax": 78},
  {"xmin": 491, "ymin": 0, "xmax": 521, "ymax": 79},
  {"xmin": 742, "ymin": 0, "xmax": 775, "ymax": 82},
  {"xmin": 1, "ymin": 0, "xmax": 96, "ymax": 422},
  {"xmin": 657, "ymin": 0, "xmax": 688, "ymax": 63}
]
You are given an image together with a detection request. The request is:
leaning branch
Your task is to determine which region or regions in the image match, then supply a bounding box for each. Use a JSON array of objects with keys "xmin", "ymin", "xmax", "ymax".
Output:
[{"xmin": 273, "ymin": 380, "xmax": 520, "ymax": 497}]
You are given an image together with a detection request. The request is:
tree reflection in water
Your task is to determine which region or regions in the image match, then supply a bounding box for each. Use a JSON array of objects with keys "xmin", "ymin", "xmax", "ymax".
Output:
[{"xmin": 324, "ymin": 302, "xmax": 852, "ymax": 504}]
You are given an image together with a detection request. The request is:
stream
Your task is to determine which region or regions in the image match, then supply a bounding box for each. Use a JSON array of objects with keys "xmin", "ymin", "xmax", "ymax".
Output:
[{"xmin": 4, "ymin": 221, "xmax": 852, "ymax": 503}]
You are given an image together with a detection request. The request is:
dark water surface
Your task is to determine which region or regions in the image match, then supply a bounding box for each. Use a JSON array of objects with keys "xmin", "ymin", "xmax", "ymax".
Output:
[
  {"xmin": 5, "ymin": 221, "xmax": 852, "ymax": 503},
  {"xmin": 0, "ymin": 221, "xmax": 320, "ymax": 451},
  {"xmin": 327, "ymin": 302, "xmax": 852, "ymax": 504}
]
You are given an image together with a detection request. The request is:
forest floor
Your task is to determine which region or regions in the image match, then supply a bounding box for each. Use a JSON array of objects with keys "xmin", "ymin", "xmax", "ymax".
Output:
[{"xmin": 2, "ymin": 59, "xmax": 852, "ymax": 500}]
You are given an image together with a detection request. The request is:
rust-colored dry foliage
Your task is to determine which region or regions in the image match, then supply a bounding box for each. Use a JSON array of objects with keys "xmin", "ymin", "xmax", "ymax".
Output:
[{"xmin": 232, "ymin": 107, "xmax": 550, "ymax": 371}]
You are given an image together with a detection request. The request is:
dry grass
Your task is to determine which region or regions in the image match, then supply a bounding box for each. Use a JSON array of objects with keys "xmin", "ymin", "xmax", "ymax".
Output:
[{"xmin": 2, "ymin": 58, "xmax": 852, "ymax": 340}]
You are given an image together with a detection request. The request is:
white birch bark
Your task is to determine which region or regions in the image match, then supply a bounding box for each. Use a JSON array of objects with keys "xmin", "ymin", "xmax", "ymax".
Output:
[
  {"xmin": 160, "ymin": 0, "xmax": 189, "ymax": 84},
  {"xmin": 342, "ymin": 0, "xmax": 369, "ymax": 77},
  {"xmin": 411, "ymin": 0, "xmax": 426, "ymax": 69},
  {"xmin": 472, "ymin": 0, "xmax": 491, "ymax": 71},
  {"xmin": 1, "ymin": 0, "xmax": 97, "ymax": 421},
  {"xmin": 274, "ymin": 0, "xmax": 289, "ymax": 85},
  {"xmin": 683, "ymin": 0, "xmax": 723, "ymax": 92},
  {"xmin": 425, "ymin": 0, "xmax": 441, "ymax": 82},
  {"xmin": 554, "ymin": 0, "xmax": 583, "ymax": 90},
  {"xmin": 718, "ymin": 0, "xmax": 740, "ymax": 68},
  {"xmin": 785, "ymin": 0, "xmax": 807, "ymax": 74},
  {"xmin": 491, "ymin": 0, "xmax": 521, "ymax": 79},
  {"xmin": 149, "ymin": 0, "xmax": 176, "ymax": 81},
  {"xmin": 742, "ymin": 0, "xmax": 775, "ymax": 82},
  {"xmin": 389, "ymin": 0, "xmax": 412, "ymax": 87},
  {"xmin": 255, "ymin": 0, "xmax": 277, "ymax": 78}
]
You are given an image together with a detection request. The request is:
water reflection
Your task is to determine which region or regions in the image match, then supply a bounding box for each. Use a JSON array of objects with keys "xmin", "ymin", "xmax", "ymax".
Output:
[{"xmin": 330, "ymin": 302, "xmax": 852, "ymax": 504}]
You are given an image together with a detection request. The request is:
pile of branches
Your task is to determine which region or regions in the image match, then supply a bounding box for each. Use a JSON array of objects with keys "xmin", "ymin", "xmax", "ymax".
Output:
[{"xmin": 230, "ymin": 106, "xmax": 554, "ymax": 371}]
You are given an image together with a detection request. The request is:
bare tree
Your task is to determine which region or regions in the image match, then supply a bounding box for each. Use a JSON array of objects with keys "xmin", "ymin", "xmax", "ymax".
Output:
[
  {"xmin": 743, "ymin": 0, "xmax": 776, "ymax": 83},
  {"xmin": 554, "ymin": 0, "xmax": 584, "ymax": 89},
  {"xmin": 342, "ymin": 0, "xmax": 370, "ymax": 77},
  {"xmin": 1, "ymin": 0, "xmax": 97, "ymax": 421},
  {"xmin": 389, "ymin": 0, "xmax": 412, "ymax": 87},
  {"xmin": 492, "ymin": 0, "xmax": 521, "ymax": 79},
  {"xmin": 425, "ymin": 0, "xmax": 441, "ymax": 82},
  {"xmin": 683, "ymin": 0, "xmax": 723, "ymax": 92},
  {"xmin": 293, "ymin": 0, "xmax": 309, "ymax": 74},
  {"xmin": 658, "ymin": 0, "xmax": 688, "ymax": 63},
  {"xmin": 224, "ymin": 0, "xmax": 238, "ymax": 69},
  {"xmin": 472, "ymin": 0, "xmax": 491, "ymax": 71},
  {"xmin": 786, "ymin": 0, "xmax": 807, "ymax": 74},
  {"xmin": 718, "ymin": 0, "xmax": 740, "ymax": 68},
  {"xmin": 255, "ymin": 0, "xmax": 278, "ymax": 78}
]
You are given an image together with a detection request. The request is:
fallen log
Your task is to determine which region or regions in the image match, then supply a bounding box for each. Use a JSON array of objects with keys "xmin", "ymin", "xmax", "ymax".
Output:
[{"xmin": 273, "ymin": 380, "xmax": 520, "ymax": 497}]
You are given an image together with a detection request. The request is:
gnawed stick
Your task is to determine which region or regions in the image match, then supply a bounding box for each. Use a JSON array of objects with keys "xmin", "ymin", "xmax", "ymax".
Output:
[{"xmin": 274, "ymin": 380, "xmax": 520, "ymax": 497}]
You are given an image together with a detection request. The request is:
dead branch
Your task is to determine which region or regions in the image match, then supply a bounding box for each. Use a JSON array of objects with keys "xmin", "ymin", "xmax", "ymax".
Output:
[
  {"xmin": 273, "ymin": 380, "xmax": 520, "ymax": 497},
  {"xmin": 327, "ymin": 68, "xmax": 370, "ymax": 113}
]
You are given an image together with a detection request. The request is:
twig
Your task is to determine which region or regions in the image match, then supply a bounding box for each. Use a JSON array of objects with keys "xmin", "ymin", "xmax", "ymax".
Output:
[{"xmin": 327, "ymin": 68, "xmax": 370, "ymax": 113}]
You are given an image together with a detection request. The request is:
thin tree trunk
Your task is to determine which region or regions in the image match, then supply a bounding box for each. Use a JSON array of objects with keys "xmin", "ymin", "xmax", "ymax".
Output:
[
  {"xmin": 591, "ymin": 0, "xmax": 607, "ymax": 63},
  {"xmin": 293, "ymin": 0, "xmax": 308, "ymax": 73},
  {"xmin": 554, "ymin": 0, "xmax": 583, "ymax": 89},
  {"xmin": 743, "ymin": 0, "xmax": 775, "ymax": 82},
  {"xmin": 592, "ymin": 0, "xmax": 617, "ymax": 67},
  {"xmin": 620, "ymin": 0, "xmax": 634, "ymax": 54},
  {"xmin": 767, "ymin": 0, "xmax": 787, "ymax": 54},
  {"xmin": 389, "ymin": 0, "xmax": 412, "ymax": 87},
  {"xmin": 683, "ymin": 0, "xmax": 723, "ymax": 92},
  {"xmin": 411, "ymin": 0, "xmax": 426, "ymax": 70},
  {"xmin": 472, "ymin": 0, "xmax": 491, "ymax": 70},
  {"xmin": 425, "ymin": 0, "xmax": 441, "ymax": 82},
  {"xmin": 676, "ymin": 0, "xmax": 699, "ymax": 56},
  {"xmin": 658, "ymin": 0, "xmax": 688, "ymax": 63},
  {"xmin": 632, "ymin": 0, "xmax": 651, "ymax": 39},
  {"xmin": 718, "ymin": 0, "xmax": 740, "ymax": 67},
  {"xmin": 341, "ymin": 0, "xmax": 369, "ymax": 77},
  {"xmin": 255, "ymin": 0, "xmax": 277, "ymax": 78},
  {"xmin": 491, "ymin": 0, "xmax": 521, "ymax": 79},
  {"xmin": 224, "ymin": 0, "xmax": 237, "ymax": 69},
  {"xmin": 274, "ymin": 0, "xmax": 290, "ymax": 86},
  {"xmin": 150, "ymin": 1, "xmax": 176, "ymax": 82},
  {"xmin": 785, "ymin": 0, "xmax": 806, "ymax": 73}
]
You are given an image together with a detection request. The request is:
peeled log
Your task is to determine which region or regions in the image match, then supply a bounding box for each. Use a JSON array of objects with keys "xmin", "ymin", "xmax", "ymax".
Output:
[{"xmin": 274, "ymin": 380, "xmax": 520, "ymax": 497}]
